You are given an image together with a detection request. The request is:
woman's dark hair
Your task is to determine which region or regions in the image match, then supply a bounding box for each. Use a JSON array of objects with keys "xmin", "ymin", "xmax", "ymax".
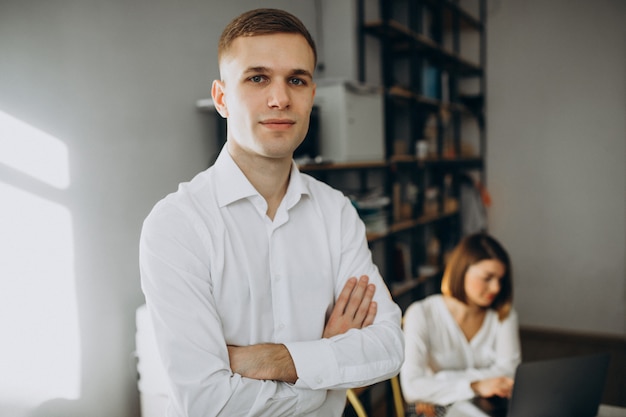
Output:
[{"xmin": 441, "ymin": 233, "xmax": 513, "ymax": 320}]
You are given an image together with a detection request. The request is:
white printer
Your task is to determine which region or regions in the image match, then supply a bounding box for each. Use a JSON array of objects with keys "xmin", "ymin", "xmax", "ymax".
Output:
[{"xmin": 314, "ymin": 80, "xmax": 385, "ymax": 162}]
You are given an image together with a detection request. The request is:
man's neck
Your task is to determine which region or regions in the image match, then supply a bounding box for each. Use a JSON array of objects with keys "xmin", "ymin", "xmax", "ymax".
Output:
[{"xmin": 227, "ymin": 142, "xmax": 292, "ymax": 220}]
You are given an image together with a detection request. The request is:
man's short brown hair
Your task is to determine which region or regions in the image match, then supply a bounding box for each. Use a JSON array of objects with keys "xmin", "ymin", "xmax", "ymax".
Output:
[{"xmin": 218, "ymin": 8, "xmax": 317, "ymax": 67}]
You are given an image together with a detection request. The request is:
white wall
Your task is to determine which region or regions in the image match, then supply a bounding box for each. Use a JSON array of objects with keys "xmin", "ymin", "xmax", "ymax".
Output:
[
  {"xmin": 486, "ymin": 0, "xmax": 626, "ymax": 336},
  {"xmin": 318, "ymin": 0, "xmax": 359, "ymax": 80},
  {"xmin": 0, "ymin": 2, "xmax": 317, "ymax": 417}
]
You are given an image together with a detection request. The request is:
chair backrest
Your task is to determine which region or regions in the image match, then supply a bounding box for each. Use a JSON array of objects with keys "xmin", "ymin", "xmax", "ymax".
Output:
[{"xmin": 346, "ymin": 389, "xmax": 368, "ymax": 417}]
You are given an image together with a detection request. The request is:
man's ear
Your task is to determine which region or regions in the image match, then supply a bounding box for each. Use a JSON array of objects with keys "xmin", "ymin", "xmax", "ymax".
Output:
[{"xmin": 211, "ymin": 80, "xmax": 229, "ymax": 118}]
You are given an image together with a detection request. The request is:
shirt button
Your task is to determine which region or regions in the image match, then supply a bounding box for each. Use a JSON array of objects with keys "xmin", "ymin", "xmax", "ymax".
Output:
[
  {"xmin": 316, "ymin": 377, "xmax": 323, "ymax": 384},
  {"xmin": 278, "ymin": 323, "xmax": 285, "ymax": 330}
]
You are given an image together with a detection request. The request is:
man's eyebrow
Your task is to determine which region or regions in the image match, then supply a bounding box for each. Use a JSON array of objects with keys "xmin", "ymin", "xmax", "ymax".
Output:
[
  {"xmin": 243, "ymin": 66, "xmax": 313, "ymax": 79},
  {"xmin": 244, "ymin": 66, "xmax": 270, "ymax": 74},
  {"xmin": 291, "ymin": 68, "xmax": 314, "ymax": 79}
]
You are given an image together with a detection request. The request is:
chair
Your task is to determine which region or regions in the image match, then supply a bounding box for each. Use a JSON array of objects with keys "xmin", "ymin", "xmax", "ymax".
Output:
[
  {"xmin": 346, "ymin": 388, "xmax": 368, "ymax": 417},
  {"xmin": 391, "ymin": 317, "xmax": 408, "ymax": 417},
  {"xmin": 390, "ymin": 375, "xmax": 405, "ymax": 417}
]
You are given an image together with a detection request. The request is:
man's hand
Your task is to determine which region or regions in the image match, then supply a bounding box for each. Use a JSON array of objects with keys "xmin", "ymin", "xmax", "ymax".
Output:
[
  {"xmin": 323, "ymin": 275, "xmax": 377, "ymax": 338},
  {"xmin": 228, "ymin": 343, "xmax": 297, "ymax": 383},
  {"xmin": 471, "ymin": 376, "xmax": 514, "ymax": 398},
  {"xmin": 227, "ymin": 275, "xmax": 377, "ymax": 383}
]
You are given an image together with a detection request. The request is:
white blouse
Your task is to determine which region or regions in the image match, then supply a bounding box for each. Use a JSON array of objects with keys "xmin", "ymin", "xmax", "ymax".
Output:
[{"xmin": 400, "ymin": 294, "xmax": 521, "ymax": 405}]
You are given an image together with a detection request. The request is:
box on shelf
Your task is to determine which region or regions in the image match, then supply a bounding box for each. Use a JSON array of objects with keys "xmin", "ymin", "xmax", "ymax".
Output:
[
  {"xmin": 314, "ymin": 80, "xmax": 385, "ymax": 162},
  {"xmin": 351, "ymin": 192, "xmax": 390, "ymax": 235}
]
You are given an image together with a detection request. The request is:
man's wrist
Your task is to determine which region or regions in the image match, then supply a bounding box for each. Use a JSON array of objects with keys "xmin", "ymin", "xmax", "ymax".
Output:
[
  {"xmin": 261, "ymin": 344, "xmax": 297, "ymax": 383},
  {"xmin": 229, "ymin": 343, "xmax": 298, "ymax": 383}
]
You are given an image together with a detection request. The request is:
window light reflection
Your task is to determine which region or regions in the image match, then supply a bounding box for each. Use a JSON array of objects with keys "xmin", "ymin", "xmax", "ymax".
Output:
[
  {"xmin": 0, "ymin": 111, "xmax": 70, "ymax": 189},
  {"xmin": 0, "ymin": 110, "xmax": 79, "ymax": 409}
]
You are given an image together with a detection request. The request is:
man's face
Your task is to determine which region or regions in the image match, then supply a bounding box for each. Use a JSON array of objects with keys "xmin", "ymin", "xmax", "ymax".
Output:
[{"xmin": 212, "ymin": 33, "xmax": 316, "ymax": 160}]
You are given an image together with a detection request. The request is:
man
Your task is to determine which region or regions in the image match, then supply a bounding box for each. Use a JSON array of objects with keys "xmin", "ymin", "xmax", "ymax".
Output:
[{"xmin": 140, "ymin": 8, "xmax": 403, "ymax": 416}]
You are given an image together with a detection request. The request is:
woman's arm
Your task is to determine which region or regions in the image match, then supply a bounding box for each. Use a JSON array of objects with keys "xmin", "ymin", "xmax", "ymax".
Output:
[{"xmin": 401, "ymin": 303, "xmax": 521, "ymax": 405}]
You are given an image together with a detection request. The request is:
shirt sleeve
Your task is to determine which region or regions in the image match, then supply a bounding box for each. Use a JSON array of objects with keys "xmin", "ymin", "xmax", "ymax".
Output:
[
  {"xmin": 140, "ymin": 203, "xmax": 326, "ymax": 417},
  {"xmin": 400, "ymin": 302, "xmax": 521, "ymax": 405},
  {"xmin": 284, "ymin": 197, "xmax": 405, "ymax": 390}
]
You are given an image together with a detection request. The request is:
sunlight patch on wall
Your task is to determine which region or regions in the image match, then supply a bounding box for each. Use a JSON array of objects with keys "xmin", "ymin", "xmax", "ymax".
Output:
[
  {"xmin": 0, "ymin": 111, "xmax": 70, "ymax": 189},
  {"xmin": 0, "ymin": 111, "xmax": 79, "ymax": 407},
  {"xmin": 0, "ymin": 182, "xmax": 80, "ymax": 406}
]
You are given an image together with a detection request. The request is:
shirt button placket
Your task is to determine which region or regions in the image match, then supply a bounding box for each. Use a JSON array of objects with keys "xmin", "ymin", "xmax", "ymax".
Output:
[{"xmin": 268, "ymin": 227, "xmax": 285, "ymax": 338}]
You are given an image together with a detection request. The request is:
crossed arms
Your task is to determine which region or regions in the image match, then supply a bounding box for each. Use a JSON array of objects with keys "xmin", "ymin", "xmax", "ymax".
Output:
[
  {"xmin": 228, "ymin": 275, "xmax": 377, "ymax": 383},
  {"xmin": 140, "ymin": 184, "xmax": 404, "ymax": 416}
]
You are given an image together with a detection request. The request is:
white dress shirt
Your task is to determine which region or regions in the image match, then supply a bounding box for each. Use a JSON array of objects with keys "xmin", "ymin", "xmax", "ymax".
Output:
[
  {"xmin": 139, "ymin": 148, "xmax": 404, "ymax": 417},
  {"xmin": 400, "ymin": 294, "xmax": 521, "ymax": 405}
]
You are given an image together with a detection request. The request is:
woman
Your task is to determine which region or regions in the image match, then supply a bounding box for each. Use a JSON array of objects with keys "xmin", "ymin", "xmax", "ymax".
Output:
[{"xmin": 400, "ymin": 233, "xmax": 521, "ymax": 417}]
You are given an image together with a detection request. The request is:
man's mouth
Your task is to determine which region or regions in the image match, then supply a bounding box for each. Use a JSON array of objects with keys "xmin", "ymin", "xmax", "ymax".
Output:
[{"xmin": 260, "ymin": 118, "xmax": 295, "ymax": 129}]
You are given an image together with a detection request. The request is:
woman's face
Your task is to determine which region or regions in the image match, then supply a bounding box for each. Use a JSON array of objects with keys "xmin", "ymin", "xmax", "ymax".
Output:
[{"xmin": 464, "ymin": 259, "xmax": 506, "ymax": 308}]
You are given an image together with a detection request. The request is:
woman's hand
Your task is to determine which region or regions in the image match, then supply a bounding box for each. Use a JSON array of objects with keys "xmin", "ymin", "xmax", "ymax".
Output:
[
  {"xmin": 471, "ymin": 376, "xmax": 514, "ymax": 398},
  {"xmin": 414, "ymin": 402, "xmax": 437, "ymax": 417}
]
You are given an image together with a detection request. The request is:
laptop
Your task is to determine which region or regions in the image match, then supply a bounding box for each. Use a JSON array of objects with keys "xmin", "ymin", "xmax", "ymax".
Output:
[{"xmin": 447, "ymin": 353, "xmax": 611, "ymax": 417}]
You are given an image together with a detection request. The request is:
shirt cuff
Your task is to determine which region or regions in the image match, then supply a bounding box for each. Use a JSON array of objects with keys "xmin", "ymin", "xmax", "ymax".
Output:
[
  {"xmin": 455, "ymin": 380, "xmax": 477, "ymax": 402},
  {"xmin": 284, "ymin": 338, "xmax": 340, "ymax": 390}
]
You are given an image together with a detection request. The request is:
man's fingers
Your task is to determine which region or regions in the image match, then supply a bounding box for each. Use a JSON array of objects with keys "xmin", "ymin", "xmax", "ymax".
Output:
[
  {"xmin": 353, "ymin": 282, "xmax": 376, "ymax": 323},
  {"xmin": 333, "ymin": 277, "xmax": 357, "ymax": 316},
  {"xmin": 323, "ymin": 275, "xmax": 378, "ymax": 338},
  {"xmin": 362, "ymin": 300, "xmax": 377, "ymax": 327},
  {"xmin": 344, "ymin": 275, "xmax": 371, "ymax": 318}
]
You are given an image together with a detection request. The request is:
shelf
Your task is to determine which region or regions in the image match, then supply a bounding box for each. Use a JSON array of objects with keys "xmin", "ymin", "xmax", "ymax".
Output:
[
  {"xmin": 391, "ymin": 272, "xmax": 439, "ymax": 298},
  {"xmin": 392, "ymin": 209, "xmax": 459, "ymax": 232},
  {"xmin": 437, "ymin": 0, "xmax": 484, "ymax": 31},
  {"xmin": 363, "ymin": 20, "xmax": 482, "ymax": 76},
  {"xmin": 366, "ymin": 209, "xmax": 459, "ymax": 243},
  {"xmin": 299, "ymin": 156, "xmax": 482, "ymax": 172},
  {"xmin": 298, "ymin": 160, "xmax": 388, "ymax": 172},
  {"xmin": 390, "ymin": 155, "xmax": 484, "ymax": 169},
  {"xmin": 387, "ymin": 86, "xmax": 473, "ymax": 114},
  {"xmin": 366, "ymin": 231, "xmax": 388, "ymax": 243}
]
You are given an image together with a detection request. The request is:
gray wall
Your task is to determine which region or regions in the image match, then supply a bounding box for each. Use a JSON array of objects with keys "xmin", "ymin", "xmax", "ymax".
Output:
[
  {"xmin": 1, "ymin": 1, "xmax": 624, "ymax": 417},
  {"xmin": 486, "ymin": 0, "xmax": 626, "ymax": 336},
  {"xmin": 0, "ymin": 2, "xmax": 316, "ymax": 417}
]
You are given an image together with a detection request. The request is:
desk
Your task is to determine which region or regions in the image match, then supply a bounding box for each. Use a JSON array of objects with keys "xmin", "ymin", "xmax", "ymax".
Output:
[{"xmin": 598, "ymin": 404, "xmax": 626, "ymax": 417}]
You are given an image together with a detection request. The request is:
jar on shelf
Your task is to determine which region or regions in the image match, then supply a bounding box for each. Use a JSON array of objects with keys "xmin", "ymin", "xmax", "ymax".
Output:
[{"xmin": 423, "ymin": 187, "xmax": 440, "ymax": 216}]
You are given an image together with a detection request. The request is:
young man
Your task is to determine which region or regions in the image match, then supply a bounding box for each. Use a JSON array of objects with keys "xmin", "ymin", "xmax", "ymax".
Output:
[{"xmin": 140, "ymin": 8, "xmax": 403, "ymax": 417}]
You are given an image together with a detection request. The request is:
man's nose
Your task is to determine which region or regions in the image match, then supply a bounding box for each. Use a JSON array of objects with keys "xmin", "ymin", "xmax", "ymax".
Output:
[{"xmin": 267, "ymin": 81, "xmax": 290, "ymax": 109}]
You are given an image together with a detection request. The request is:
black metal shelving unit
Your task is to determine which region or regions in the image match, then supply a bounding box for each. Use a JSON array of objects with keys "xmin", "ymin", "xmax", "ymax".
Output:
[
  {"xmin": 343, "ymin": 2, "xmax": 488, "ymax": 413},
  {"xmin": 355, "ymin": 0, "xmax": 488, "ymax": 315}
]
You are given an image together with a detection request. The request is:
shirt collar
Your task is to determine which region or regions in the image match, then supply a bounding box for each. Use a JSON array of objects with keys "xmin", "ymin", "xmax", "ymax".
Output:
[{"xmin": 214, "ymin": 146, "xmax": 310, "ymax": 209}]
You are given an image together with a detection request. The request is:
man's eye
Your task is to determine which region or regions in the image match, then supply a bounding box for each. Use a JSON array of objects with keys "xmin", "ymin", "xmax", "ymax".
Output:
[
  {"xmin": 290, "ymin": 78, "xmax": 306, "ymax": 86},
  {"xmin": 250, "ymin": 75, "xmax": 265, "ymax": 83}
]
